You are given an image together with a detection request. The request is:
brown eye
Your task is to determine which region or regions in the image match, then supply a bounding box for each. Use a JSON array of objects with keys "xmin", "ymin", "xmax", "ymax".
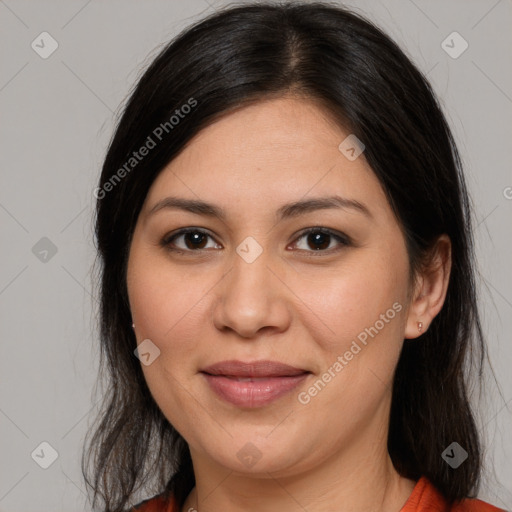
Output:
[
  {"xmin": 291, "ymin": 228, "xmax": 350, "ymax": 254},
  {"xmin": 162, "ymin": 228, "xmax": 221, "ymax": 252},
  {"xmin": 181, "ymin": 231, "xmax": 208, "ymax": 250}
]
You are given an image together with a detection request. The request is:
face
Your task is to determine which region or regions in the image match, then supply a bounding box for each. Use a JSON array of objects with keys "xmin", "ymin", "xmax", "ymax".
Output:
[{"xmin": 126, "ymin": 96, "xmax": 414, "ymax": 478}]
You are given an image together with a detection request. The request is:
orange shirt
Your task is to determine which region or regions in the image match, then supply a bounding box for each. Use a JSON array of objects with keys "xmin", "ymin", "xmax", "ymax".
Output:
[
  {"xmin": 400, "ymin": 477, "xmax": 505, "ymax": 512},
  {"xmin": 131, "ymin": 476, "xmax": 506, "ymax": 512}
]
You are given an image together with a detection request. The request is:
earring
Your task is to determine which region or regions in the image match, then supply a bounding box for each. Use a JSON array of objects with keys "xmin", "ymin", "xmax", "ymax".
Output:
[
  {"xmin": 132, "ymin": 323, "xmax": 135, "ymax": 330},
  {"xmin": 417, "ymin": 321, "xmax": 423, "ymax": 332}
]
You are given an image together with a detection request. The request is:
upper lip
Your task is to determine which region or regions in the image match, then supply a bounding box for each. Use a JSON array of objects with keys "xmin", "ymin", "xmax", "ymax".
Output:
[{"xmin": 201, "ymin": 360, "xmax": 309, "ymax": 378}]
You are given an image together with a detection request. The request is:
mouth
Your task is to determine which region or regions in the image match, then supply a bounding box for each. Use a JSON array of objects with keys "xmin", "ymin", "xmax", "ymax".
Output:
[
  {"xmin": 200, "ymin": 360, "xmax": 311, "ymax": 408},
  {"xmin": 201, "ymin": 359, "xmax": 309, "ymax": 377}
]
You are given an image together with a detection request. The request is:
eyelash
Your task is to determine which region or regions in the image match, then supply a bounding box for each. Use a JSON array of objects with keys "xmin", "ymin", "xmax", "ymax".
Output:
[{"xmin": 161, "ymin": 227, "xmax": 351, "ymax": 257}]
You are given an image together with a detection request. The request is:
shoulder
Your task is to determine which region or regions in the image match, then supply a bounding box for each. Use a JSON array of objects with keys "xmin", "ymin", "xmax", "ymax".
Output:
[
  {"xmin": 401, "ymin": 476, "xmax": 506, "ymax": 512},
  {"xmin": 451, "ymin": 498, "xmax": 507, "ymax": 512},
  {"xmin": 128, "ymin": 493, "xmax": 177, "ymax": 512}
]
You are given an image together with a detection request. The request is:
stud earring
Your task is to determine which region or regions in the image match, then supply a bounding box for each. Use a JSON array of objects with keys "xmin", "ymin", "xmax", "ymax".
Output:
[
  {"xmin": 417, "ymin": 321, "xmax": 423, "ymax": 332},
  {"xmin": 132, "ymin": 323, "xmax": 135, "ymax": 330}
]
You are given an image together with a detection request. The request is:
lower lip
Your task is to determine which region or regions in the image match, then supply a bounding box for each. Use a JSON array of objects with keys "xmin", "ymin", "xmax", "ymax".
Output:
[{"xmin": 202, "ymin": 372, "xmax": 309, "ymax": 408}]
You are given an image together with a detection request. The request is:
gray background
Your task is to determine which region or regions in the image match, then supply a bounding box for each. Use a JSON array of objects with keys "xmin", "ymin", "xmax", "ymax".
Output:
[{"xmin": 0, "ymin": 0, "xmax": 511, "ymax": 510}]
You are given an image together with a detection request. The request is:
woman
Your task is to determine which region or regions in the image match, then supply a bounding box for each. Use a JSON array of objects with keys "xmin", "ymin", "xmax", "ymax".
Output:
[{"xmin": 83, "ymin": 2, "xmax": 505, "ymax": 511}]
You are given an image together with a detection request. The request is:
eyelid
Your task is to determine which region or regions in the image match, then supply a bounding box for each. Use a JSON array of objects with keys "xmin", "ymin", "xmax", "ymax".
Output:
[
  {"xmin": 161, "ymin": 226, "xmax": 351, "ymax": 255},
  {"xmin": 161, "ymin": 227, "xmax": 220, "ymax": 251},
  {"xmin": 289, "ymin": 227, "xmax": 351, "ymax": 255}
]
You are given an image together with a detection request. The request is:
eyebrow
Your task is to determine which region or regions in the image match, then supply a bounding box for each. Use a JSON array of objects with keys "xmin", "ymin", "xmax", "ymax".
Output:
[{"xmin": 148, "ymin": 194, "xmax": 373, "ymax": 221}]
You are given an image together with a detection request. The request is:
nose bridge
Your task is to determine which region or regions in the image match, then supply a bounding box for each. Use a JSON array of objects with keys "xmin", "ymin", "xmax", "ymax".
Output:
[{"xmin": 211, "ymin": 238, "xmax": 290, "ymax": 338}]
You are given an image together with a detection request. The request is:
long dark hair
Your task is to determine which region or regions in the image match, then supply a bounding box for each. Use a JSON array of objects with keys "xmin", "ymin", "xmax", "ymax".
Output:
[{"xmin": 83, "ymin": 2, "xmax": 486, "ymax": 510}]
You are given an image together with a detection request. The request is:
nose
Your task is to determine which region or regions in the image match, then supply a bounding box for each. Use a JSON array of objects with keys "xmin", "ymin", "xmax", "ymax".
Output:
[{"xmin": 211, "ymin": 247, "xmax": 292, "ymax": 339}]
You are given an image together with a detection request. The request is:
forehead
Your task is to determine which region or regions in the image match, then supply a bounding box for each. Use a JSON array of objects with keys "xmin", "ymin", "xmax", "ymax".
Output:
[
  {"xmin": 143, "ymin": 97, "xmax": 389, "ymax": 221},
  {"xmin": 178, "ymin": 96, "xmax": 347, "ymax": 168}
]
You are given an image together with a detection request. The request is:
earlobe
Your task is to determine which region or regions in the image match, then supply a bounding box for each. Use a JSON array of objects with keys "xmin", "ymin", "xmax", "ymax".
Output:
[{"xmin": 404, "ymin": 234, "xmax": 452, "ymax": 340}]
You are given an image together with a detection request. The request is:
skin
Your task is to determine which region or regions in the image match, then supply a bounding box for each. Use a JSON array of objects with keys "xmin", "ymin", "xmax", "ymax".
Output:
[{"xmin": 126, "ymin": 96, "xmax": 451, "ymax": 512}]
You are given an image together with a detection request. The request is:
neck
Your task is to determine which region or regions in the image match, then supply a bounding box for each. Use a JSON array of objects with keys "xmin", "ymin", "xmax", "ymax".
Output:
[{"xmin": 181, "ymin": 414, "xmax": 416, "ymax": 512}]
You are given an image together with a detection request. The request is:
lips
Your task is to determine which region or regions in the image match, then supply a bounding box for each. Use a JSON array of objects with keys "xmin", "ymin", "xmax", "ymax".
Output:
[
  {"xmin": 201, "ymin": 360, "xmax": 310, "ymax": 408},
  {"xmin": 202, "ymin": 360, "xmax": 308, "ymax": 378}
]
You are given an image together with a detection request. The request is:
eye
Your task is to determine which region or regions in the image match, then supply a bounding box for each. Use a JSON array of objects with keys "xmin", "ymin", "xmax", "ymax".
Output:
[
  {"xmin": 161, "ymin": 226, "xmax": 351, "ymax": 255},
  {"xmin": 162, "ymin": 228, "xmax": 221, "ymax": 253},
  {"xmin": 290, "ymin": 227, "xmax": 350, "ymax": 255}
]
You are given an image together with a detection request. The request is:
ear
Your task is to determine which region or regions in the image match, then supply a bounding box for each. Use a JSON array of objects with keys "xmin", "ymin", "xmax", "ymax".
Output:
[{"xmin": 404, "ymin": 234, "xmax": 452, "ymax": 339}]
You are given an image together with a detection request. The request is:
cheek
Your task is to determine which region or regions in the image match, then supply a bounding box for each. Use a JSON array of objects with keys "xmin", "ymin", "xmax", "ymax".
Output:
[
  {"xmin": 292, "ymin": 247, "xmax": 409, "ymax": 355},
  {"xmin": 127, "ymin": 249, "xmax": 214, "ymax": 432},
  {"xmin": 127, "ymin": 245, "xmax": 209, "ymax": 342},
  {"xmin": 293, "ymin": 261, "xmax": 407, "ymax": 428},
  {"xmin": 126, "ymin": 246, "xmax": 224, "ymax": 410}
]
